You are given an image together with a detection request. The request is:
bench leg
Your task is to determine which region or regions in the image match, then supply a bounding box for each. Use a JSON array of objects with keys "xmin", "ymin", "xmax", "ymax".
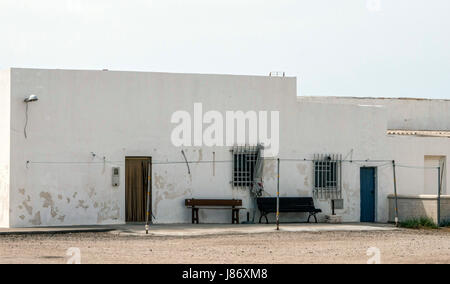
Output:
[
  {"xmin": 259, "ymin": 212, "xmax": 269, "ymax": 224},
  {"xmin": 308, "ymin": 213, "xmax": 318, "ymax": 224},
  {"xmin": 192, "ymin": 208, "xmax": 199, "ymax": 224},
  {"xmin": 232, "ymin": 209, "xmax": 240, "ymax": 224}
]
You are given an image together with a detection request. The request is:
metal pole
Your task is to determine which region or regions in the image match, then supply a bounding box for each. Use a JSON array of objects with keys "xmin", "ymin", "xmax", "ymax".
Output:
[
  {"xmin": 276, "ymin": 158, "xmax": 280, "ymax": 231},
  {"xmin": 438, "ymin": 166, "xmax": 441, "ymax": 227},
  {"xmin": 392, "ymin": 160, "xmax": 399, "ymax": 227},
  {"xmin": 145, "ymin": 161, "xmax": 151, "ymax": 234}
]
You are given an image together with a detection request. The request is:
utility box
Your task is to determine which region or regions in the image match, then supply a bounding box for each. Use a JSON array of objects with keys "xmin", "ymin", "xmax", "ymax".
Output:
[
  {"xmin": 332, "ymin": 199, "xmax": 344, "ymax": 210},
  {"xmin": 112, "ymin": 167, "xmax": 120, "ymax": 187}
]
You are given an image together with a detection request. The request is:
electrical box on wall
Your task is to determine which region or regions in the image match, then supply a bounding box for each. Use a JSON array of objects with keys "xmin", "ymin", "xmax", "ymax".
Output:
[
  {"xmin": 112, "ymin": 167, "xmax": 120, "ymax": 186},
  {"xmin": 332, "ymin": 199, "xmax": 344, "ymax": 210}
]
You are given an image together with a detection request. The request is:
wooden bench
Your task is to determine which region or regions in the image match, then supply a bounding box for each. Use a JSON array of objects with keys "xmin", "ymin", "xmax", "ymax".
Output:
[
  {"xmin": 257, "ymin": 197, "xmax": 322, "ymax": 224},
  {"xmin": 185, "ymin": 199, "xmax": 243, "ymax": 224}
]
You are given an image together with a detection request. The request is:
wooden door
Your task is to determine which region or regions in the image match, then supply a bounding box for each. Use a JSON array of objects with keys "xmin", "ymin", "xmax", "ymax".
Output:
[{"xmin": 125, "ymin": 157, "xmax": 151, "ymax": 222}]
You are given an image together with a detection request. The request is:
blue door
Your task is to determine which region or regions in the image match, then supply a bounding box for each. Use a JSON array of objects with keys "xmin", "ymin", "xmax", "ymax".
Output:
[{"xmin": 360, "ymin": 167, "xmax": 376, "ymax": 222}]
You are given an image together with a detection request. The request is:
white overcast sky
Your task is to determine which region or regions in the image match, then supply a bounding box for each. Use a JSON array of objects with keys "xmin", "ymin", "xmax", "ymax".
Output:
[{"xmin": 1, "ymin": 0, "xmax": 449, "ymax": 99}]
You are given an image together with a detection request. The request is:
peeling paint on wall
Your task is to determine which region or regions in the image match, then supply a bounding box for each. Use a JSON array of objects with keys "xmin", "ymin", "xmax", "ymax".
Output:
[
  {"xmin": 39, "ymin": 192, "xmax": 66, "ymax": 220},
  {"xmin": 304, "ymin": 176, "xmax": 309, "ymax": 187},
  {"xmin": 296, "ymin": 164, "xmax": 307, "ymax": 175},
  {"xmin": 40, "ymin": 192, "xmax": 54, "ymax": 209},
  {"xmin": 263, "ymin": 160, "xmax": 277, "ymax": 180},
  {"xmin": 153, "ymin": 172, "xmax": 192, "ymax": 217},
  {"xmin": 40, "ymin": 192, "xmax": 57, "ymax": 218},
  {"xmin": 9, "ymin": 157, "xmax": 125, "ymax": 227},
  {"xmin": 13, "ymin": 179, "xmax": 121, "ymax": 226},
  {"xmin": 76, "ymin": 200, "xmax": 89, "ymax": 210},
  {"xmin": 154, "ymin": 173, "xmax": 166, "ymax": 190},
  {"xmin": 87, "ymin": 187, "xmax": 96, "ymax": 199},
  {"xmin": 22, "ymin": 197, "xmax": 33, "ymax": 216},
  {"xmin": 97, "ymin": 201, "xmax": 120, "ymax": 223},
  {"xmin": 29, "ymin": 211, "xmax": 41, "ymax": 226}
]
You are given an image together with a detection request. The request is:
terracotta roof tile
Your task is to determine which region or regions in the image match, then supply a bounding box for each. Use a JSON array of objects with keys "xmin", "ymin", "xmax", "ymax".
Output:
[{"xmin": 387, "ymin": 130, "xmax": 450, "ymax": 138}]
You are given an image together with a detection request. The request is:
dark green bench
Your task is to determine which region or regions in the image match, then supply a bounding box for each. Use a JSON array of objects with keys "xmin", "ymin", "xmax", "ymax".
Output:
[{"xmin": 257, "ymin": 197, "xmax": 322, "ymax": 223}]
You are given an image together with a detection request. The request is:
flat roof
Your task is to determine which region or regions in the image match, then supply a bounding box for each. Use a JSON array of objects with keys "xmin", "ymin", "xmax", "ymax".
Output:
[
  {"xmin": 8, "ymin": 67, "xmax": 296, "ymax": 79},
  {"xmin": 299, "ymin": 96, "xmax": 450, "ymax": 102}
]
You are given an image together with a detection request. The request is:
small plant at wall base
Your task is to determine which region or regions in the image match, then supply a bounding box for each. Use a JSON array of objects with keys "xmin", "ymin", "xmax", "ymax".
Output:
[{"xmin": 399, "ymin": 218, "xmax": 438, "ymax": 229}]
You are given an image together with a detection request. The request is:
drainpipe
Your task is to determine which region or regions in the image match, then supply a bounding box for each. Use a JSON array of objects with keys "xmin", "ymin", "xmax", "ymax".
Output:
[
  {"xmin": 145, "ymin": 161, "xmax": 151, "ymax": 234},
  {"xmin": 392, "ymin": 160, "xmax": 399, "ymax": 227},
  {"xmin": 438, "ymin": 166, "xmax": 441, "ymax": 227},
  {"xmin": 276, "ymin": 158, "xmax": 280, "ymax": 231}
]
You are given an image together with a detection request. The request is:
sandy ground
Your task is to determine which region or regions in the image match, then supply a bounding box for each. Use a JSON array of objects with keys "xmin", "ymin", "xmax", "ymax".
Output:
[{"xmin": 0, "ymin": 229, "xmax": 449, "ymax": 264}]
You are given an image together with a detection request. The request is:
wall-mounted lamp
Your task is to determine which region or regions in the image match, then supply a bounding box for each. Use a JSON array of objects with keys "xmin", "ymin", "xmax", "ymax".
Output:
[
  {"xmin": 24, "ymin": 94, "xmax": 39, "ymax": 139},
  {"xmin": 24, "ymin": 94, "xmax": 39, "ymax": 103}
]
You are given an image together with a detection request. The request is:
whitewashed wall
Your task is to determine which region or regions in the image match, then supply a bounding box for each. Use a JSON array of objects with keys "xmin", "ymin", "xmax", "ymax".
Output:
[
  {"xmin": 296, "ymin": 96, "xmax": 450, "ymax": 223},
  {"xmin": 8, "ymin": 68, "xmax": 297, "ymax": 227},
  {"xmin": 0, "ymin": 69, "xmax": 10, "ymax": 228},
  {"xmin": 4, "ymin": 68, "xmax": 450, "ymax": 227},
  {"xmin": 260, "ymin": 102, "xmax": 391, "ymax": 223},
  {"xmin": 388, "ymin": 135, "xmax": 449, "ymax": 196},
  {"xmin": 299, "ymin": 96, "xmax": 450, "ymax": 131}
]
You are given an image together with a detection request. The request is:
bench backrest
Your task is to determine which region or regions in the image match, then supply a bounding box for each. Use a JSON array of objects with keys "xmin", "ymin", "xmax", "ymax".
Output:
[
  {"xmin": 185, "ymin": 199, "xmax": 242, "ymax": 207},
  {"xmin": 257, "ymin": 197, "xmax": 316, "ymax": 212}
]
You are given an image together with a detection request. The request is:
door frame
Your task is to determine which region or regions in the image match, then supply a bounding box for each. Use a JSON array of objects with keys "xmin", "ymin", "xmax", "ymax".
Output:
[
  {"xmin": 125, "ymin": 156, "xmax": 152, "ymax": 223},
  {"xmin": 360, "ymin": 167, "xmax": 378, "ymax": 223}
]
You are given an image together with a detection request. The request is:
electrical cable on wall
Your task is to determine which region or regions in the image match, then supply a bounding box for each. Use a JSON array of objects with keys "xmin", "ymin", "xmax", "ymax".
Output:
[
  {"xmin": 181, "ymin": 150, "xmax": 191, "ymax": 175},
  {"xmin": 24, "ymin": 103, "xmax": 29, "ymax": 139},
  {"xmin": 25, "ymin": 156, "xmax": 440, "ymax": 170},
  {"xmin": 23, "ymin": 94, "xmax": 38, "ymax": 139}
]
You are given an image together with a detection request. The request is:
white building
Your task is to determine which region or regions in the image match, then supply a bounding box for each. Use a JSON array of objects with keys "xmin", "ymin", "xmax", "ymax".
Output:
[{"xmin": 0, "ymin": 68, "xmax": 449, "ymax": 228}]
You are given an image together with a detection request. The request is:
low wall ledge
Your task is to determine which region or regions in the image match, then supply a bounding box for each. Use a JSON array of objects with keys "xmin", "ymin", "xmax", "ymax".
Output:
[{"xmin": 388, "ymin": 194, "xmax": 450, "ymax": 200}]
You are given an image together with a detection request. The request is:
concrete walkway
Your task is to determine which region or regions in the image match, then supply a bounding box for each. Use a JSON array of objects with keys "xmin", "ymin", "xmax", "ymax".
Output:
[
  {"xmin": 0, "ymin": 226, "xmax": 114, "ymax": 235},
  {"xmin": 0, "ymin": 223, "xmax": 398, "ymax": 237},
  {"xmin": 113, "ymin": 223, "xmax": 399, "ymax": 237}
]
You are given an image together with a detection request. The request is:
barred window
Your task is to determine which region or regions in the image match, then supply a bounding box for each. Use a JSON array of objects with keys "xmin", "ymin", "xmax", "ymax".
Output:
[
  {"xmin": 232, "ymin": 146, "xmax": 261, "ymax": 187},
  {"xmin": 314, "ymin": 160, "xmax": 337, "ymax": 188},
  {"xmin": 314, "ymin": 154, "xmax": 342, "ymax": 199}
]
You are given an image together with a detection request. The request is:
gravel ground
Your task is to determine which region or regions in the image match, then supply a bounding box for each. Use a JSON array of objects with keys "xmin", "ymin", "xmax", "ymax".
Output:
[{"xmin": 0, "ymin": 229, "xmax": 449, "ymax": 264}]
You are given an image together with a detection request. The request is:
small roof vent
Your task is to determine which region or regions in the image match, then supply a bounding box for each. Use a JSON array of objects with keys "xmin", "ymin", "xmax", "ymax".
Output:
[{"xmin": 269, "ymin": 71, "xmax": 285, "ymax": 77}]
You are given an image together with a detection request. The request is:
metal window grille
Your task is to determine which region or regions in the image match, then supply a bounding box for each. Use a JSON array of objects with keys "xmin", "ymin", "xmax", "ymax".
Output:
[
  {"xmin": 232, "ymin": 145, "xmax": 262, "ymax": 188},
  {"xmin": 313, "ymin": 154, "xmax": 342, "ymax": 199}
]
